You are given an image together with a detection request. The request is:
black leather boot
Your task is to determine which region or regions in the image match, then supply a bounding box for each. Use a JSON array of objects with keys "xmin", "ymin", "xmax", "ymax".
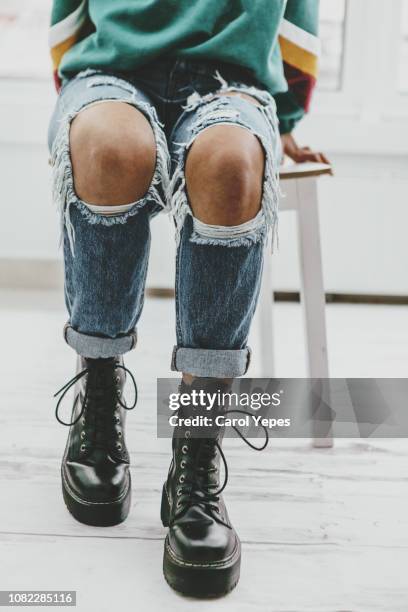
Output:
[
  {"xmin": 161, "ymin": 379, "xmax": 241, "ymax": 598},
  {"xmin": 54, "ymin": 356, "xmax": 137, "ymax": 526}
]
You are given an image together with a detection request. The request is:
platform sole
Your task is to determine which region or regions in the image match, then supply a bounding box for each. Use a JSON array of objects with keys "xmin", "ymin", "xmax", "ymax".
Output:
[
  {"xmin": 161, "ymin": 485, "xmax": 240, "ymax": 597},
  {"xmin": 62, "ymin": 468, "xmax": 131, "ymax": 527},
  {"xmin": 163, "ymin": 541, "xmax": 241, "ymax": 598}
]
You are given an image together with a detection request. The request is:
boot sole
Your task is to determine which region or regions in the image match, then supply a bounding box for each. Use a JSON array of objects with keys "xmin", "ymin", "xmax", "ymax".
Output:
[
  {"xmin": 161, "ymin": 485, "xmax": 241, "ymax": 598},
  {"xmin": 62, "ymin": 467, "xmax": 131, "ymax": 527}
]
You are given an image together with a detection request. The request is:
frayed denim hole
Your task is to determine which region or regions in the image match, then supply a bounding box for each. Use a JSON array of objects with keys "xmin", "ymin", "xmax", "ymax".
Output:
[
  {"xmin": 51, "ymin": 94, "xmax": 171, "ymax": 256},
  {"xmin": 210, "ymin": 77, "xmax": 281, "ymax": 157},
  {"xmin": 169, "ymin": 97, "xmax": 245, "ymax": 246},
  {"xmin": 169, "ymin": 96, "xmax": 280, "ymax": 250},
  {"xmin": 190, "ymin": 215, "xmax": 268, "ymax": 248},
  {"xmin": 205, "ymin": 85, "xmax": 282, "ymax": 250},
  {"xmin": 72, "ymin": 199, "xmax": 150, "ymax": 227}
]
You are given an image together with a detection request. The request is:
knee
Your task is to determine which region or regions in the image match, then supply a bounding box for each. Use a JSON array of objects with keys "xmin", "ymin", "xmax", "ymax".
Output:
[
  {"xmin": 185, "ymin": 126, "xmax": 265, "ymax": 226},
  {"xmin": 70, "ymin": 102, "xmax": 156, "ymax": 205}
]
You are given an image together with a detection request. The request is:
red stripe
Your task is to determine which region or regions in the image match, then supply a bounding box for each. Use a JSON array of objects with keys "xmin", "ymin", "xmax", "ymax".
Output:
[
  {"xmin": 53, "ymin": 70, "xmax": 62, "ymax": 93},
  {"xmin": 283, "ymin": 62, "xmax": 316, "ymax": 112}
]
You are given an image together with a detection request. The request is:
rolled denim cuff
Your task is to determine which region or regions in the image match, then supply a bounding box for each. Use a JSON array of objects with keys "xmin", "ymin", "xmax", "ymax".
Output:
[
  {"xmin": 64, "ymin": 323, "xmax": 137, "ymax": 359},
  {"xmin": 171, "ymin": 346, "xmax": 251, "ymax": 377}
]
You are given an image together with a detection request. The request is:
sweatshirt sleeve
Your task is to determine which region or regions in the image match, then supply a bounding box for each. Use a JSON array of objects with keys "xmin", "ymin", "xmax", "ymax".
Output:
[
  {"xmin": 49, "ymin": 0, "xmax": 88, "ymax": 90},
  {"xmin": 275, "ymin": 0, "xmax": 320, "ymax": 134}
]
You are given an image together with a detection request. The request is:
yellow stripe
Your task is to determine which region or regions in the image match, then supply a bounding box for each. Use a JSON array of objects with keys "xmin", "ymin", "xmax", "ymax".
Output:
[
  {"xmin": 51, "ymin": 34, "xmax": 79, "ymax": 70},
  {"xmin": 279, "ymin": 36, "xmax": 319, "ymax": 79}
]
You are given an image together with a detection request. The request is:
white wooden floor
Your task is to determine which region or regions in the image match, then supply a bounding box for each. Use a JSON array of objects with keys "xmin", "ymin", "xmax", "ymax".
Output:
[{"xmin": 1, "ymin": 289, "xmax": 408, "ymax": 611}]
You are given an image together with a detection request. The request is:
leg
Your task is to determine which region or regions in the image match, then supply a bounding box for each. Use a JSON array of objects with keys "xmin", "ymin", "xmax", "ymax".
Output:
[
  {"xmin": 185, "ymin": 124, "xmax": 264, "ymax": 225},
  {"xmin": 162, "ymin": 89, "xmax": 281, "ymax": 597},
  {"xmin": 49, "ymin": 73, "xmax": 169, "ymax": 356},
  {"xmin": 63, "ymin": 101, "xmax": 156, "ymax": 350},
  {"xmin": 170, "ymin": 90, "xmax": 281, "ymax": 377},
  {"xmin": 49, "ymin": 72, "xmax": 169, "ymax": 526},
  {"xmin": 178, "ymin": 122, "xmax": 265, "ymax": 375}
]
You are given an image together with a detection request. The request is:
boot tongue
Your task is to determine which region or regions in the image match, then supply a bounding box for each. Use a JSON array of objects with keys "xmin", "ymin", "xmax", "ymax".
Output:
[
  {"xmin": 83, "ymin": 357, "xmax": 117, "ymax": 378},
  {"xmin": 173, "ymin": 378, "xmax": 232, "ymax": 476},
  {"xmin": 80, "ymin": 358, "xmax": 119, "ymax": 452},
  {"xmin": 82, "ymin": 358, "xmax": 118, "ymax": 396},
  {"xmin": 180, "ymin": 377, "xmax": 232, "ymax": 397}
]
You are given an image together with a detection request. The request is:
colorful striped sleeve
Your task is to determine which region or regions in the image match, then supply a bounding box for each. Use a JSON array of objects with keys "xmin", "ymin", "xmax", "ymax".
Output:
[
  {"xmin": 276, "ymin": 0, "xmax": 320, "ymax": 134},
  {"xmin": 49, "ymin": 0, "xmax": 88, "ymax": 90}
]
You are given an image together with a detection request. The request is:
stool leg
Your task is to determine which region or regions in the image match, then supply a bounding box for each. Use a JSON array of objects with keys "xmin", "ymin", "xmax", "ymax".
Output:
[
  {"xmin": 258, "ymin": 244, "xmax": 275, "ymax": 377},
  {"xmin": 296, "ymin": 177, "xmax": 333, "ymax": 448}
]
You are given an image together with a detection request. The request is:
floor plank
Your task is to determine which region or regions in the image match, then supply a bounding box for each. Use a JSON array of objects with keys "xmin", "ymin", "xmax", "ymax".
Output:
[{"xmin": 1, "ymin": 290, "xmax": 407, "ymax": 610}]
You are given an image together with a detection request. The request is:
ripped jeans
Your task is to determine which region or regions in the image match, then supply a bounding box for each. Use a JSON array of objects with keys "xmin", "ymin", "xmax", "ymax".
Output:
[{"xmin": 48, "ymin": 58, "xmax": 281, "ymax": 378}]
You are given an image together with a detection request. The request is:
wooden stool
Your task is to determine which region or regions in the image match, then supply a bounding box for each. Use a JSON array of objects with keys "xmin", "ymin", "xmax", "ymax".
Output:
[{"xmin": 257, "ymin": 162, "xmax": 333, "ymax": 448}]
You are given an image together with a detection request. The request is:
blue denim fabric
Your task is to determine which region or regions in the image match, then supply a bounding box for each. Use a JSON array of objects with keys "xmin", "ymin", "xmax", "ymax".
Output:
[{"xmin": 48, "ymin": 59, "xmax": 281, "ymax": 376}]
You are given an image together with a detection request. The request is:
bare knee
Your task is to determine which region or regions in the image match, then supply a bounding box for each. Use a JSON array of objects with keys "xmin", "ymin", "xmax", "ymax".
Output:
[
  {"xmin": 70, "ymin": 102, "xmax": 156, "ymax": 206},
  {"xmin": 185, "ymin": 125, "xmax": 265, "ymax": 226}
]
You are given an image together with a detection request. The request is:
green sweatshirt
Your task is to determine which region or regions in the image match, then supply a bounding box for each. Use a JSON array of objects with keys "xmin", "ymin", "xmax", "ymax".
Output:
[{"xmin": 50, "ymin": 0, "xmax": 320, "ymax": 133}]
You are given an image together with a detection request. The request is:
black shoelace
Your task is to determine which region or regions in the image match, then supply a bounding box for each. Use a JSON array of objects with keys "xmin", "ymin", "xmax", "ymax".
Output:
[
  {"xmin": 54, "ymin": 362, "xmax": 137, "ymax": 427},
  {"xmin": 170, "ymin": 409, "xmax": 269, "ymax": 528}
]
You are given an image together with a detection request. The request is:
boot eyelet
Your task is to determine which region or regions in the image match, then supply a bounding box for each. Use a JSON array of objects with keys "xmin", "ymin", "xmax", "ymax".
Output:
[
  {"xmin": 80, "ymin": 444, "xmax": 86, "ymax": 452},
  {"xmin": 116, "ymin": 390, "xmax": 122, "ymax": 397},
  {"xmin": 180, "ymin": 460, "xmax": 186, "ymax": 469},
  {"xmin": 81, "ymin": 417, "xmax": 86, "ymax": 426},
  {"xmin": 177, "ymin": 488, "xmax": 182, "ymax": 496},
  {"xmin": 80, "ymin": 431, "xmax": 86, "ymax": 439},
  {"xmin": 117, "ymin": 431, "xmax": 122, "ymax": 438},
  {"xmin": 179, "ymin": 474, "xmax": 185, "ymax": 483},
  {"xmin": 115, "ymin": 376, "xmax": 120, "ymax": 383},
  {"xmin": 176, "ymin": 500, "xmax": 182, "ymax": 509},
  {"xmin": 185, "ymin": 430, "xmax": 191, "ymax": 439},
  {"xmin": 181, "ymin": 445, "xmax": 188, "ymax": 454},
  {"xmin": 116, "ymin": 443, "xmax": 122, "ymax": 451}
]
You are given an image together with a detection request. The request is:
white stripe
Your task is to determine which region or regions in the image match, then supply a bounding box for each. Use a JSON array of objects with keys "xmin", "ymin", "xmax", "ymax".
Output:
[
  {"xmin": 49, "ymin": 0, "xmax": 87, "ymax": 48},
  {"xmin": 84, "ymin": 202, "xmax": 136, "ymax": 215},
  {"xmin": 279, "ymin": 18, "xmax": 321, "ymax": 56}
]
